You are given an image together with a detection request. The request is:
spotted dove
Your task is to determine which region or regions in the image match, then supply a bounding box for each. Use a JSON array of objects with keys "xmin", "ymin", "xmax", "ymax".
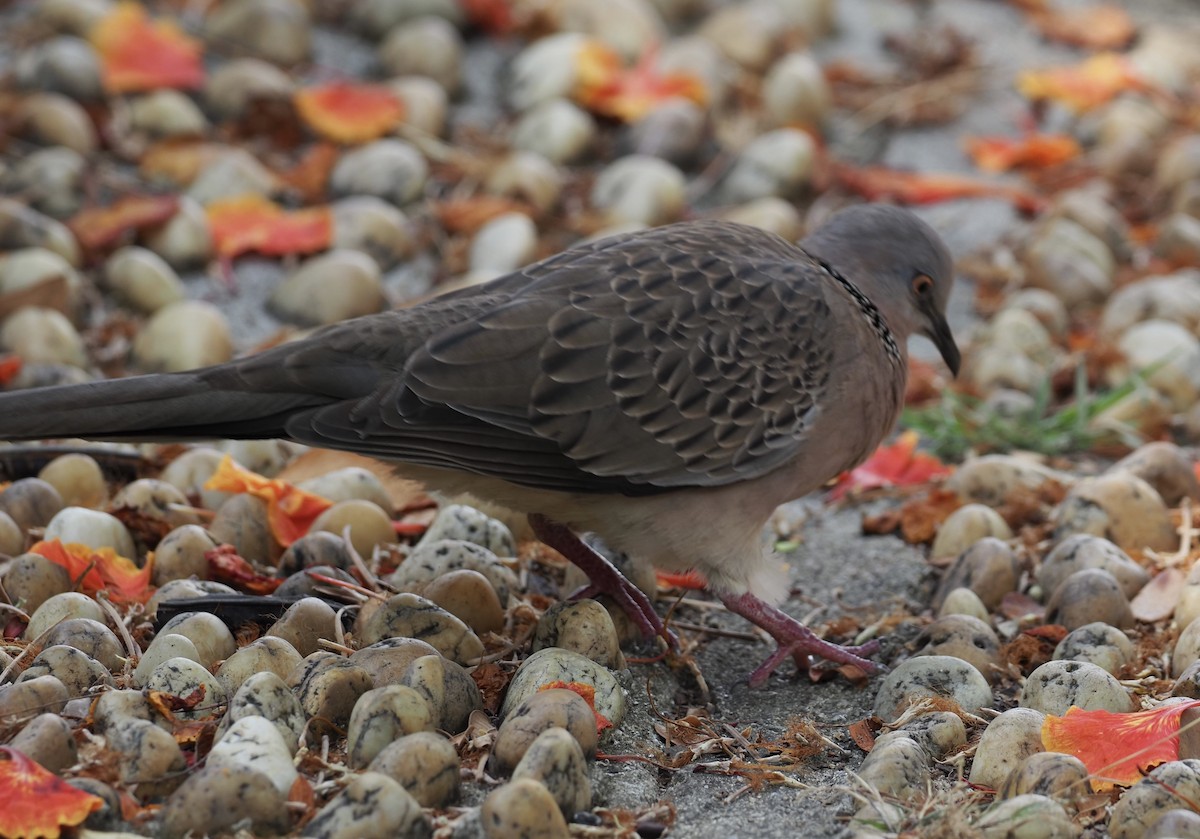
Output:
[{"xmin": 0, "ymin": 203, "xmax": 959, "ymax": 684}]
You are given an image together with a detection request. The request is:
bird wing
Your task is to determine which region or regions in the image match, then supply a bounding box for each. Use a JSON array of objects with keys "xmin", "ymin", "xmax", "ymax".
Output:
[{"xmin": 284, "ymin": 221, "xmax": 839, "ymax": 495}]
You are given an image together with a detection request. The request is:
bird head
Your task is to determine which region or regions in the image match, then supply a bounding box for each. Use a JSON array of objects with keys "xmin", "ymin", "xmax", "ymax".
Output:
[{"xmin": 801, "ymin": 204, "xmax": 960, "ymax": 376}]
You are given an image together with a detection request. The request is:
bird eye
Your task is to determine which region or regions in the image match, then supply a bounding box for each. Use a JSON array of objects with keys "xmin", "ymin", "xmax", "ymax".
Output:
[{"xmin": 912, "ymin": 274, "xmax": 933, "ymax": 295}]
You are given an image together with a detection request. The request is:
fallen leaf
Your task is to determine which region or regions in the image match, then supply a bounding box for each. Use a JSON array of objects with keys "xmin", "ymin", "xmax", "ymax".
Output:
[
  {"xmin": 1020, "ymin": 2, "xmax": 1137, "ymax": 50},
  {"xmin": 539, "ymin": 681, "xmax": 613, "ymax": 733},
  {"xmin": 68, "ymin": 195, "xmax": 180, "ymax": 254},
  {"xmin": 0, "ymin": 747, "xmax": 104, "ymax": 839},
  {"xmin": 204, "ymin": 455, "xmax": 333, "ymax": 545},
  {"xmin": 1017, "ymin": 52, "xmax": 1146, "ymax": 113},
  {"xmin": 205, "ymin": 544, "xmax": 284, "ymax": 595},
  {"xmin": 1130, "ymin": 566, "xmax": 1185, "ymax": 623},
  {"xmin": 140, "ymin": 141, "xmax": 228, "ymax": 186},
  {"xmin": 294, "ymin": 82, "xmax": 405, "ymax": 144},
  {"xmin": 831, "ymin": 430, "xmax": 951, "ymax": 501},
  {"xmin": 461, "ymin": 0, "xmax": 518, "ymax": 34},
  {"xmin": 832, "ymin": 162, "xmax": 1047, "ymax": 213},
  {"xmin": 274, "ymin": 448, "xmax": 431, "ymax": 511},
  {"xmin": 277, "ymin": 143, "xmax": 341, "ymax": 203},
  {"xmin": 574, "ymin": 41, "xmax": 707, "ymax": 122},
  {"xmin": 0, "ymin": 277, "xmax": 71, "ymax": 320},
  {"xmin": 205, "ymin": 194, "xmax": 333, "ymax": 259},
  {"xmin": 29, "ymin": 539, "xmax": 154, "ymax": 604},
  {"xmin": 433, "ymin": 196, "xmax": 532, "ymax": 235},
  {"xmin": 89, "ymin": 2, "xmax": 205, "ymax": 94},
  {"xmin": 1042, "ymin": 700, "xmax": 1200, "ymax": 789},
  {"xmin": 965, "ymin": 133, "xmax": 1081, "ymax": 172},
  {"xmin": 848, "ymin": 719, "xmax": 878, "ymax": 753}
]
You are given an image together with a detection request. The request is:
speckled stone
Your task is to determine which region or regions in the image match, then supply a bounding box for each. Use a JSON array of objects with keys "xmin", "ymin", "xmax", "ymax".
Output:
[
  {"xmin": 8, "ymin": 712, "xmax": 77, "ymax": 771},
  {"xmin": 511, "ymin": 726, "xmax": 592, "ymax": 815},
  {"xmin": 999, "ymin": 752, "xmax": 1090, "ymax": 808},
  {"xmin": 1037, "ymin": 534, "xmax": 1150, "ymax": 600},
  {"xmin": 349, "ymin": 637, "xmax": 441, "ymax": 687},
  {"xmin": 532, "ymin": 600, "xmax": 625, "ymax": 670},
  {"xmin": 389, "ymin": 538, "xmax": 517, "ymax": 605},
  {"xmin": 968, "ymin": 707, "xmax": 1046, "ymax": 789},
  {"xmin": 368, "ymin": 731, "xmax": 460, "ymax": 807},
  {"xmin": 1044, "ymin": 568, "xmax": 1134, "ymax": 630},
  {"xmin": 144, "ymin": 657, "xmax": 227, "ymax": 719},
  {"xmin": 856, "ymin": 735, "xmax": 929, "ymax": 801},
  {"xmin": 218, "ymin": 636, "xmax": 304, "ymax": 696},
  {"xmin": 356, "ymin": 592, "xmax": 484, "ymax": 664},
  {"xmin": 218, "ymin": 671, "xmax": 307, "ymax": 755},
  {"xmin": 872, "ymin": 655, "xmax": 994, "ymax": 722},
  {"xmin": 1110, "ymin": 760, "xmax": 1200, "ymax": 839},
  {"xmin": 265, "ymin": 596, "xmax": 338, "ymax": 657},
  {"xmin": 419, "ymin": 505, "xmax": 517, "ymax": 556},
  {"xmin": 501, "ymin": 648, "xmax": 626, "ymax": 727},
  {"xmin": 400, "ymin": 653, "xmax": 482, "ymax": 734},
  {"xmin": 933, "ymin": 537, "xmax": 1020, "ymax": 610},
  {"xmin": 975, "ymin": 794, "xmax": 1076, "ymax": 839},
  {"xmin": 300, "ymin": 772, "xmax": 430, "ymax": 839},
  {"xmin": 481, "ymin": 778, "xmax": 570, "ymax": 839},
  {"xmin": 206, "ymin": 715, "xmax": 298, "ymax": 795},
  {"xmin": 914, "ymin": 615, "xmax": 1002, "ymax": 682},
  {"xmin": 492, "ymin": 689, "xmax": 599, "ymax": 771},
  {"xmin": 159, "ymin": 765, "xmax": 289, "ymax": 839},
  {"xmin": 1052, "ymin": 621, "xmax": 1135, "ymax": 675},
  {"xmin": 1020, "ymin": 660, "xmax": 1135, "ymax": 715},
  {"xmin": 289, "ymin": 652, "xmax": 374, "ymax": 732},
  {"xmin": 346, "ymin": 685, "xmax": 435, "ymax": 768}
]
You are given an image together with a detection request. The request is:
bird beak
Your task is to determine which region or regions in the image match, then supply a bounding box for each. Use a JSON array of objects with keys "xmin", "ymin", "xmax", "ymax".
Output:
[{"xmin": 927, "ymin": 312, "xmax": 961, "ymax": 377}]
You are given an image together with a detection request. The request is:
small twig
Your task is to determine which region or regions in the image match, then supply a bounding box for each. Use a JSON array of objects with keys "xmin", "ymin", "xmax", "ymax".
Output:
[{"xmin": 95, "ymin": 592, "xmax": 140, "ymax": 676}]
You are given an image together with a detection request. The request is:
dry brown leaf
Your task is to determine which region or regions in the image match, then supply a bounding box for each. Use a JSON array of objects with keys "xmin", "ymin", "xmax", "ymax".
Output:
[
  {"xmin": 1130, "ymin": 567, "xmax": 1184, "ymax": 623},
  {"xmin": 0, "ymin": 275, "xmax": 70, "ymax": 320}
]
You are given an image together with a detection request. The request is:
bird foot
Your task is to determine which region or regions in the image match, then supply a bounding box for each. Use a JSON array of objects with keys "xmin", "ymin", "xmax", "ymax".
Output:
[
  {"xmin": 529, "ymin": 514, "xmax": 676, "ymax": 649},
  {"xmin": 720, "ymin": 591, "xmax": 882, "ymax": 688}
]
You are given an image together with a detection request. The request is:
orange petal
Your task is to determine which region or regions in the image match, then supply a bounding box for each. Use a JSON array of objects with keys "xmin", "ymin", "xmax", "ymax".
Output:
[
  {"xmin": 461, "ymin": 0, "xmax": 518, "ymax": 34},
  {"xmin": 0, "ymin": 748, "xmax": 103, "ymax": 839},
  {"xmin": 0, "ymin": 355, "xmax": 22, "ymax": 386},
  {"xmin": 205, "ymin": 194, "xmax": 333, "ymax": 259},
  {"xmin": 277, "ymin": 143, "xmax": 341, "ymax": 203},
  {"xmin": 1026, "ymin": 5, "xmax": 1136, "ymax": 50},
  {"xmin": 30, "ymin": 539, "xmax": 153, "ymax": 604},
  {"xmin": 140, "ymin": 141, "xmax": 229, "ymax": 186},
  {"xmin": 831, "ymin": 430, "xmax": 951, "ymax": 500},
  {"xmin": 656, "ymin": 570, "xmax": 708, "ymax": 590},
  {"xmin": 294, "ymin": 83, "xmax": 405, "ymax": 145},
  {"xmin": 203, "ymin": 455, "xmax": 333, "ymax": 545},
  {"xmin": 67, "ymin": 195, "xmax": 180, "ymax": 253},
  {"xmin": 1042, "ymin": 700, "xmax": 1200, "ymax": 789},
  {"xmin": 574, "ymin": 41, "xmax": 707, "ymax": 122},
  {"xmin": 539, "ymin": 681, "xmax": 613, "ymax": 733},
  {"xmin": 90, "ymin": 2, "xmax": 204, "ymax": 94},
  {"xmin": 831, "ymin": 161, "xmax": 1047, "ymax": 214},
  {"xmin": 964, "ymin": 134, "xmax": 1081, "ymax": 173},
  {"xmin": 205, "ymin": 544, "xmax": 283, "ymax": 595},
  {"xmin": 1017, "ymin": 53, "xmax": 1146, "ymax": 113}
]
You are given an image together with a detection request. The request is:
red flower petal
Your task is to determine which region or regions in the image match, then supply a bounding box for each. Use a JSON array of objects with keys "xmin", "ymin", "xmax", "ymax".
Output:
[
  {"xmin": 205, "ymin": 194, "xmax": 333, "ymax": 259},
  {"xmin": 832, "ymin": 162, "xmax": 1047, "ymax": 214},
  {"xmin": 574, "ymin": 41, "xmax": 707, "ymax": 122},
  {"xmin": 964, "ymin": 134, "xmax": 1081, "ymax": 173},
  {"xmin": 0, "ymin": 747, "xmax": 104, "ymax": 839},
  {"xmin": 203, "ymin": 455, "xmax": 333, "ymax": 545},
  {"xmin": 294, "ymin": 83, "xmax": 405, "ymax": 144},
  {"xmin": 831, "ymin": 430, "xmax": 951, "ymax": 501},
  {"xmin": 30, "ymin": 539, "xmax": 154, "ymax": 604},
  {"xmin": 67, "ymin": 195, "xmax": 180, "ymax": 254},
  {"xmin": 539, "ymin": 681, "xmax": 613, "ymax": 733},
  {"xmin": 90, "ymin": 2, "xmax": 204, "ymax": 94}
]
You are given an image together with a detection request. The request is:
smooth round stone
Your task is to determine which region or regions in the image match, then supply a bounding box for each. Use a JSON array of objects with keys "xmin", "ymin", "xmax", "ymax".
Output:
[
  {"xmin": 265, "ymin": 597, "xmax": 337, "ymax": 657},
  {"xmin": 1111, "ymin": 442, "xmax": 1200, "ymax": 507},
  {"xmin": 999, "ymin": 752, "xmax": 1090, "ymax": 808},
  {"xmin": 469, "ymin": 213, "xmax": 537, "ymax": 273},
  {"xmin": 1157, "ymin": 213, "xmax": 1200, "ymax": 263},
  {"xmin": 933, "ymin": 537, "xmax": 1019, "ymax": 610},
  {"xmin": 968, "ymin": 707, "xmax": 1046, "ymax": 789},
  {"xmin": 146, "ymin": 579, "xmax": 234, "ymax": 621},
  {"xmin": 104, "ymin": 246, "xmax": 185, "ymax": 314},
  {"xmin": 1053, "ymin": 621, "xmax": 1134, "ymax": 676},
  {"xmin": 311, "ymin": 499, "xmax": 395, "ymax": 559},
  {"xmin": 946, "ymin": 456, "xmax": 1069, "ymax": 507},
  {"xmin": 204, "ymin": 57, "xmax": 294, "ymax": 119},
  {"xmin": 277, "ymin": 532, "xmax": 354, "ymax": 577},
  {"xmin": 508, "ymin": 33, "xmax": 588, "ymax": 111},
  {"xmin": 0, "ymin": 675, "xmax": 69, "ymax": 720},
  {"xmin": 350, "ymin": 0, "xmax": 462, "ymax": 37},
  {"xmin": 1038, "ymin": 534, "xmax": 1150, "ymax": 600},
  {"xmin": 1020, "ymin": 660, "xmax": 1134, "ymax": 715},
  {"xmin": 144, "ymin": 657, "xmax": 227, "ymax": 718},
  {"xmin": 144, "ymin": 196, "xmax": 213, "ymax": 268},
  {"xmin": 968, "ymin": 348, "xmax": 1043, "ymax": 394},
  {"xmin": 481, "ymin": 778, "xmax": 569, "ymax": 839},
  {"xmin": 269, "ymin": 250, "xmax": 385, "ymax": 327},
  {"xmin": 152, "ymin": 525, "xmax": 221, "ymax": 586},
  {"xmin": 0, "ymin": 511, "xmax": 22, "ymax": 555},
  {"xmin": 346, "ymin": 685, "xmax": 434, "ymax": 768},
  {"xmin": 107, "ymin": 716, "xmax": 187, "ymax": 797},
  {"xmin": 937, "ymin": 587, "xmax": 990, "ymax": 622},
  {"xmin": 762, "ymin": 50, "xmax": 829, "ymax": 127},
  {"xmin": 1114, "ymin": 321, "xmax": 1200, "ymax": 411},
  {"xmin": 217, "ymin": 440, "xmax": 301, "ymax": 478},
  {"xmin": 1171, "ymin": 617, "xmax": 1200, "ymax": 677},
  {"xmin": 302, "ymin": 772, "xmax": 429, "ymax": 839},
  {"xmin": 134, "ymin": 633, "xmax": 202, "ymax": 687},
  {"xmin": 25, "ymin": 590, "xmax": 97, "ymax": 644},
  {"xmin": 187, "ymin": 151, "xmax": 281, "ymax": 206},
  {"xmin": 1110, "ymin": 760, "xmax": 1200, "ymax": 839},
  {"xmin": 976, "ymin": 794, "xmax": 1075, "ymax": 839},
  {"xmin": 159, "ymin": 447, "xmax": 228, "ymax": 509},
  {"xmin": 158, "ymin": 611, "xmax": 237, "ymax": 669},
  {"xmin": 856, "ymin": 735, "xmax": 929, "ymax": 801},
  {"xmin": 512, "ymin": 99, "xmax": 595, "ymax": 164},
  {"xmin": 424, "ymin": 504, "xmax": 518, "ymax": 556},
  {"xmin": 210, "ymin": 494, "xmax": 278, "ymax": 565},
  {"xmin": 2, "ymin": 554, "xmax": 72, "ymax": 614},
  {"xmin": 38, "ymin": 453, "xmax": 107, "ymax": 508},
  {"xmin": 720, "ymin": 197, "xmax": 803, "ymax": 241},
  {"xmin": 0, "ymin": 198, "xmax": 80, "ymax": 265},
  {"xmin": 485, "ymin": 152, "xmax": 564, "ymax": 215},
  {"xmin": 717, "ymin": 129, "xmax": 815, "ymax": 203},
  {"xmin": 357, "ymin": 593, "xmax": 484, "ymax": 664},
  {"xmin": 159, "ymin": 765, "xmax": 289, "ymax": 839},
  {"xmin": 1145, "ymin": 810, "xmax": 1200, "ymax": 839},
  {"xmin": 277, "ymin": 565, "xmax": 357, "ymax": 599},
  {"xmin": 532, "ymin": 600, "xmax": 624, "ymax": 670},
  {"xmin": 1101, "ymin": 271, "xmax": 1200, "ymax": 338},
  {"xmin": 8, "ymin": 135, "xmax": 86, "ymax": 217},
  {"xmin": 872, "ymin": 656, "xmax": 993, "ymax": 722},
  {"xmin": 1044, "ymin": 568, "xmax": 1133, "ymax": 630},
  {"xmin": 422, "ymin": 569, "xmax": 506, "ymax": 635},
  {"xmin": 400, "ymin": 654, "xmax": 482, "ymax": 734},
  {"xmin": 501, "ymin": 648, "xmax": 626, "ymax": 727},
  {"xmin": 92, "ymin": 689, "xmax": 162, "ymax": 734},
  {"xmin": 626, "ymin": 97, "xmax": 707, "ymax": 165},
  {"xmin": 16, "ymin": 35, "xmax": 103, "ymax": 100},
  {"xmin": 207, "ymin": 716, "xmax": 297, "ymax": 795},
  {"xmin": 0, "ymin": 476, "xmax": 62, "ymax": 530},
  {"xmin": 560, "ymin": 0, "xmax": 664, "ymax": 59},
  {"xmin": 219, "ymin": 671, "xmax": 306, "ymax": 754},
  {"xmin": 297, "ymin": 468, "xmax": 393, "ymax": 513},
  {"xmin": 512, "ymin": 727, "xmax": 591, "ymax": 816},
  {"xmin": 331, "ymin": 196, "xmax": 416, "ymax": 269},
  {"xmin": 931, "ymin": 505, "xmax": 1013, "ymax": 560},
  {"xmin": 15, "ymin": 93, "xmax": 97, "ymax": 154},
  {"xmin": 133, "ymin": 301, "xmax": 232, "ymax": 372},
  {"xmin": 378, "ymin": 15, "xmax": 462, "ymax": 92},
  {"xmin": 389, "ymin": 75, "xmax": 448, "ymax": 136},
  {"xmin": 1173, "ymin": 659, "xmax": 1200, "ymax": 698},
  {"xmin": 368, "ymin": 731, "xmax": 459, "ymax": 807},
  {"xmin": 111, "ymin": 479, "xmax": 202, "ymax": 538},
  {"xmin": 492, "ymin": 688, "xmax": 599, "ymax": 771},
  {"xmin": 127, "ymin": 90, "xmax": 208, "ymax": 138},
  {"xmin": 591, "ymin": 155, "xmax": 685, "ymax": 226},
  {"xmin": 893, "ymin": 711, "xmax": 967, "ymax": 759},
  {"xmin": 348, "ymin": 637, "xmax": 441, "ymax": 687},
  {"xmin": 392, "ymin": 538, "xmax": 517, "ymax": 605},
  {"xmin": 1053, "ymin": 472, "xmax": 1177, "ymax": 552},
  {"xmin": 1025, "ymin": 218, "xmax": 1114, "ymax": 307},
  {"xmin": 203, "ymin": 0, "xmax": 311, "ymax": 66},
  {"xmin": 19, "ymin": 644, "xmax": 111, "ymax": 695},
  {"xmin": 44, "ymin": 506, "xmax": 136, "ymax": 557},
  {"xmin": 8, "ymin": 712, "xmax": 77, "ymax": 772},
  {"xmin": 1, "ymin": 307, "xmax": 86, "ymax": 367},
  {"xmin": 914, "ymin": 615, "xmax": 1002, "ymax": 682},
  {"xmin": 289, "ymin": 652, "xmax": 374, "ymax": 731},
  {"xmin": 332, "ymin": 140, "xmax": 428, "ymax": 207},
  {"xmin": 41, "ymin": 618, "xmax": 123, "ymax": 671}
]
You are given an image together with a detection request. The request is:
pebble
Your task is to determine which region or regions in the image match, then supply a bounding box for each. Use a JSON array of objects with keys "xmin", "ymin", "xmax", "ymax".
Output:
[
  {"xmin": 152, "ymin": 524, "xmax": 221, "ymax": 585},
  {"xmin": 762, "ymin": 51, "xmax": 831, "ymax": 128},
  {"xmin": 930, "ymin": 504, "xmax": 1014, "ymax": 560},
  {"xmin": 0, "ymin": 675, "xmax": 69, "ymax": 722},
  {"xmin": 133, "ymin": 300, "xmax": 233, "ymax": 372},
  {"xmin": 126, "ymin": 90, "xmax": 209, "ymax": 138},
  {"xmin": 24, "ymin": 591, "xmax": 105, "ymax": 640},
  {"xmin": 493, "ymin": 688, "xmax": 600, "ymax": 771},
  {"xmin": 216, "ymin": 636, "xmax": 302, "ymax": 696},
  {"xmin": 302, "ymin": 772, "xmax": 430, "ymax": 839},
  {"xmin": 937, "ymin": 587, "xmax": 991, "ymax": 622},
  {"xmin": 38, "ymin": 452, "xmax": 108, "ymax": 509},
  {"xmin": 146, "ymin": 578, "xmax": 235, "ymax": 620},
  {"xmin": 934, "ymin": 537, "xmax": 1019, "ymax": 610},
  {"xmin": 210, "ymin": 494, "xmax": 278, "ymax": 564},
  {"xmin": 2, "ymin": 553, "xmax": 72, "ymax": 614},
  {"xmin": 508, "ymin": 33, "xmax": 589, "ymax": 112},
  {"xmin": 1100, "ymin": 272, "xmax": 1200, "ymax": 338},
  {"xmin": 873, "ymin": 655, "xmax": 993, "ymax": 722},
  {"xmin": 975, "ymin": 794, "xmax": 1077, "ymax": 839},
  {"xmin": 481, "ymin": 778, "xmax": 570, "ymax": 839},
  {"xmin": 368, "ymin": 731, "xmax": 460, "ymax": 807},
  {"xmin": 107, "ymin": 715, "xmax": 186, "ymax": 798},
  {"xmin": 914, "ymin": 615, "xmax": 1002, "ymax": 681},
  {"xmin": 219, "ymin": 440, "xmax": 302, "ymax": 477},
  {"xmin": 422, "ymin": 569, "xmax": 506, "ymax": 634},
  {"xmin": 1112, "ymin": 320, "xmax": 1200, "ymax": 412},
  {"xmin": 946, "ymin": 455, "xmax": 1069, "ymax": 507},
  {"xmin": 893, "ymin": 711, "xmax": 967, "ymax": 759},
  {"xmin": 203, "ymin": 0, "xmax": 312, "ymax": 67},
  {"xmin": 501, "ymin": 647, "xmax": 626, "ymax": 727},
  {"xmin": 158, "ymin": 611, "xmax": 237, "ymax": 669},
  {"xmin": 968, "ymin": 707, "xmax": 1046, "ymax": 789},
  {"xmin": 204, "ymin": 58, "xmax": 294, "ymax": 120},
  {"xmin": 269, "ymin": 250, "xmax": 386, "ymax": 326},
  {"xmin": 1038, "ymin": 535, "xmax": 1150, "ymax": 601},
  {"xmin": 626, "ymin": 98, "xmax": 708, "ymax": 166},
  {"xmin": 16, "ymin": 35, "xmax": 103, "ymax": 101},
  {"xmin": 469, "ymin": 213, "xmax": 538, "ymax": 273},
  {"xmin": 532, "ymin": 600, "xmax": 625, "ymax": 669},
  {"xmin": 160, "ymin": 448, "xmax": 227, "ymax": 508},
  {"xmin": 1024, "ymin": 217, "xmax": 1115, "ymax": 307},
  {"xmin": 0, "ymin": 511, "xmax": 22, "ymax": 555},
  {"xmin": 857, "ymin": 735, "xmax": 930, "ymax": 801},
  {"xmin": 351, "ymin": 0, "xmax": 462, "ymax": 37},
  {"xmin": 112, "ymin": 479, "xmax": 202, "ymax": 539},
  {"xmin": 289, "ymin": 652, "xmax": 374, "ymax": 731},
  {"xmin": 1173, "ymin": 660, "xmax": 1200, "ymax": 698},
  {"xmin": 1145, "ymin": 810, "xmax": 1200, "ymax": 839},
  {"xmin": 311, "ymin": 498, "xmax": 396, "ymax": 558},
  {"xmin": 421, "ymin": 504, "xmax": 517, "ymax": 555},
  {"xmin": 92, "ymin": 689, "xmax": 163, "ymax": 734},
  {"xmin": 332, "ymin": 140, "xmax": 429, "ymax": 206},
  {"xmin": 41, "ymin": 618, "xmax": 124, "ymax": 671},
  {"xmin": 1053, "ymin": 621, "xmax": 1134, "ymax": 676},
  {"xmin": 219, "ymin": 671, "xmax": 307, "ymax": 753},
  {"xmin": 697, "ymin": 2, "xmax": 789, "ymax": 71},
  {"xmin": 1020, "ymin": 660, "xmax": 1135, "ymax": 714},
  {"xmin": 357, "ymin": 592, "xmax": 484, "ymax": 663},
  {"xmin": 348, "ymin": 637, "xmax": 441, "ymax": 686},
  {"xmin": 1110, "ymin": 760, "xmax": 1200, "ymax": 839},
  {"xmin": 188, "ymin": 150, "xmax": 281, "ymax": 204},
  {"xmin": 512, "ymin": 727, "xmax": 592, "ymax": 815},
  {"xmin": 0, "ymin": 477, "xmax": 65, "ymax": 531},
  {"xmin": 1056, "ymin": 472, "xmax": 1177, "ymax": 553},
  {"xmin": 1171, "ymin": 616, "xmax": 1200, "ymax": 676},
  {"xmin": 378, "ymin": 15, "xmax": 463, "ymax": 93},
  {"xmin": 560, "ymin": 0, "xmax": 664, "ymax": 59},
  {"xmin": 0, "ymin": 198, "xmax": 81, "ymax": 265},
  {"xmin": 297, "ymin": 467, "xmax": 394, "ymax": 513},
  {"xmin": 1044, "ymin": 568, "xmax": 1133, "ymax": 630},
  {"xmin": 999, "ymin": 752, "xmax": 1090, "ymax": 808},
  {"xmin": 207, "ymin": 715, "xmax": 298, "ymax": 795},
  {"xmin": 485, "ymin": 152, "xmax": 565, "ymax": 215},
  {"xmin": 5, "ymin": 147, "xmax": 84, "ymax": 219},
  {"xmin": 591, "ymin": 155, "xmax": 686, "ymax": 226},
  {"xmin": 44, "ymin": 506, "xmax": 136, "ymax": 557},
  {"xmin": 278, "ymin": 535, "xmax": 354, "ymax": 579},
  {"xmin": 16, "ymin": 93, "xmax": 97, "ymax": 155},
  {"xmin": 266, "ymin": 596, "xmax": 338, "ymax": 657},
  {"xmin": 400, "ymin": 653, "xmax": 483, "ymax": 733},
  {"xmin": 158, "ymin": 765, "xmax": 289, "ymax": 839},
  {"xmin": 1110, "ymin": 442, "xmax": 1200, "ymax": 507},
  {"xmin": 331, "ymin": 196, "xmax": 416, "ymax": 268},
  {"xmin": 720, "ymin": 197, "xmax": 803, "ymax": 241},
  {"xmin": 19, "ymin": 644, "xmax": 111, "ymax": 695},
  {"xmin": 346, "ymin": 685, "xmax": 435, "ymax": 768},
  {"xmin": 144, "ymin": 657, "xmax": 228, "ymax": 718},
  {"xmin": 512, "ymin": 99, "xmax": 596, "ymax": 164},
  {"xmin": 389, "ymin": 76, "xmax": 448, "ymax": 137},
  {"xmin": 134, "ymin": 633, "xmax": 202, "ymax": 687},
  {"xmin": 716, "ymin": 129, "xmax": 816, "ymax": 203},
  {"xmin": 8, "ymin": 712, "xmax": 77, "ymax": 772},
  {"xmin": 144, "ymin": 196, "xmax": 213, "ymax": 268}
]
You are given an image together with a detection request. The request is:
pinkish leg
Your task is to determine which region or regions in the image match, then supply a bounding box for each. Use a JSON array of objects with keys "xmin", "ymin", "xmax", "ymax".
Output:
[
  {"xmin": 529, "ymin": 514, "xmax": 676, "ymax": 648},
  {"xmin": 720, "ymin": 591, "xmax": 882, "ymax": 687}
]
